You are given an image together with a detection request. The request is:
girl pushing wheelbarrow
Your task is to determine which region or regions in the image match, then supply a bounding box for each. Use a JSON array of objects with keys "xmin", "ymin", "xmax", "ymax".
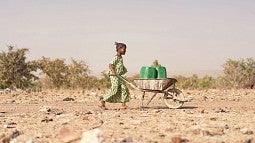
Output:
[
  {"xmin": 100, "ymin": 42, "xmax": 191, "ymax": 110},
  {"xmin": 100, "ymin": 42, "xmax": 130, "ymax": 110}
]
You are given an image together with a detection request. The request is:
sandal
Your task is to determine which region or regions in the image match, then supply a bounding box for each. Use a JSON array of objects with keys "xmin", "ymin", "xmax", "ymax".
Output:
[
  {"xmin": 99, "ymin": 105, "xmax": 107, "ymax": 110},
  {"xmin": 120, "ymin": 105, "xmax": 129, "ymax": 110}
]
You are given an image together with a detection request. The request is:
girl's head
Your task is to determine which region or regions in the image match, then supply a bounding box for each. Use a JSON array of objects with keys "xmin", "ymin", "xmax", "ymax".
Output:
[{"xmin": 115, "ymin": 42, "xmax": 127, "ymax": 55}]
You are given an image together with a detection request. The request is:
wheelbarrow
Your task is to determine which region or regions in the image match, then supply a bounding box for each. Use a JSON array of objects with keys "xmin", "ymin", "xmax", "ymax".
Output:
[{"xmin": 115, "ymin": 75, "xmax": 190, "ymax": 109}]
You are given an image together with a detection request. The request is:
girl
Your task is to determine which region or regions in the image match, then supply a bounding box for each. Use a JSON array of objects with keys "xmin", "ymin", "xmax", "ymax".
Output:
[{"xmin": 100, "ymin": 42, "xmax": 130, "ymax": 109}]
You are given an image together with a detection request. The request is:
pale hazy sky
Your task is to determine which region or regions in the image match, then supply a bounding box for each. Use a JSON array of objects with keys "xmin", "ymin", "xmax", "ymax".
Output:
[{"xmin": 0, "ymin": 0, "xmax": 255, "ymax": 75}]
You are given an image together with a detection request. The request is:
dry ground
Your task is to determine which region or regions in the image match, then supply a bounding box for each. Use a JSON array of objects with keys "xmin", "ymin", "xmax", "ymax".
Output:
[{"xmin": 0, "ymin": 89, "xmax": 254, "ymax": 143}]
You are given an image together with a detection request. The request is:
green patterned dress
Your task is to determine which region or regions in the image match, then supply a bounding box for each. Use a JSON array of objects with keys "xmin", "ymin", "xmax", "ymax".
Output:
[{"xmin": 103, "ymin": 56, "xmax": 130, "ymax": 103}]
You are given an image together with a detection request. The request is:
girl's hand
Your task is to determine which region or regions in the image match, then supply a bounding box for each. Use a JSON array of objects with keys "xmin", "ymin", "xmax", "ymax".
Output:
[
  {"xmin": 109, "ymin": 64, "xmax": 117, "ymax": 75},
  {"xmin": 111, "ymin": 71, "xmax": 117, "ymax": 76}
]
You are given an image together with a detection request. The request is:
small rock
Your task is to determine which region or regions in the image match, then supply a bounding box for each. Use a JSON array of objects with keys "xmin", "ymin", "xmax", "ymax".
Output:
[
  {"xmin": 80, "ymin": 128, "xmax": 103, "ymax": 143},
  {"xmin": 185, "ymin": 110, "xmax": 194, "ymax": 114},
  {"xmin": 159, "ymin": 134, "xmax": 166, "ymax": 138},
  {"xmin": 202, "ymin": 96, "xmax": 208, "ymax": 101},
  {"xmin": 57, "ymin": 126, "xmax": 80, "ymax": 143},
  {"xmin": 171, "ymin": 135, "xmax": 186, "ymax": 143},
  {"xmin": 39, "ymin": 106, "xmax": 51, "ymax": 113},
  {"xmin": 10, "ymin": 135, "xmax": 33, "ymax": 143},
  {"xmin": 58, "ymin": 126, "xmax": 72, "ymax": 138},
  {"xmin": 35, "ymin": 132, "xmax": 43, "ymax": 139},
  {"xmin": 215, "ymin": 107, "xmax": 229, "ymax": 113},
  {"xmin": 129, "ymin": 119, "xmax": 144, "ymax": 124},
  {"xmin": 224, "ymin": 124, "xmax": 229, "ymax": 129},
  {"xmin": 25, "ymin": 138, "xmax": 34, "ymax": 143},
  {"xmin": 11, "ymin": 129, "xmax": 23, "ymax": 139},
  {"xmin": 240, "ymin": 128, "xmax": 254, "ymax": 135},
  {"xmin": 236, "ymin": 138, "xmax": 255, "ymax": 143},
  {"xmin": 195, "ymin": 115, "xmax": 203, "ymax": 118},
  {"xmin": 83, "ymin": 116, "xmax": 89, "ymax": 121},
  {"xmin": 41, "ymin": 117, "xmax": 53, "ymax": 123},
  {"xmin": 165, "ymin": 128, "xmax": 173, "ymax": 132},
  {"xmin": 154, "ymin": 109, "xmax": 162, "ymax": 113},
  {"xmin": 3, "ymin": 122, "xmax": 17, "ymax": 128},
  {"xmin": 201, "ymin": 128, "xmax": 225, "ymax": 136},
  {"xmin": 0, "ymin": 133, "xmax": 11, "ymax": 143},
  {"xmin": 210, "ymin": 117, "xmax": 217, "ymax": 121},
  {"xmin": 140, "ymin": 113, "xmax": 149, "ymax": 117},
  {"xmin": 85, "ymin": 111, "xmax": 93, "ymax": 115},
  {"xmin": 63, "ymin": 97, "xmax": 75, "ymax": 101},
  {"xmin": 187, "ymin": 96, "xmax": 193, "ymax": 101},
  {"xmin": 52, "ymin": 109, "xmax": 64, "ymax": 115},
  {"xmin": 244, "ymin": 138, "xmax": 254, "ymax": 143},
  {"xmin": 193, "ymin": 128, "xmax": 201, "ymax": 135},
  {"xmin": 120, "ymin": 137, "xmax": 133, "ymax": 143},
  {"xmin": 6, "ymin": 100, "xmax": 16, "ymax": 104},
  {"xmin": 210, "ymin": 128, "xmax": 224, "ymax": 136}
]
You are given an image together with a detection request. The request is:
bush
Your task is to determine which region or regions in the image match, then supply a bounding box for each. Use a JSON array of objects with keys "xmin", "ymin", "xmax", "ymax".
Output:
[
  {"xmin": 222, "ymin": 58, "xmax": 255, "ymax": 88},
  {"xmin": 38, "ymin": 57, "xmax": 91, "ymax": 89},
  {"xmin": 67, "ymin": 58, "xmax": 90, "ymax": 89},
  {"xmin": 197, "ymin": 76, "xmax": 214, "ymax": 89},
  {"xmin": 38, "ymin": 57, "xmax": 69, "ymax": 88},
  {"xmin": 0, "ymin": 46, "xmax": 38, "ymax": 89},
  {"xmin": 174, "ymin": 75, "xmax": 217, "ymax": 89},
  {"xmin": 174, "ymin": 74, "xmax": 199, "ymax": 89}
]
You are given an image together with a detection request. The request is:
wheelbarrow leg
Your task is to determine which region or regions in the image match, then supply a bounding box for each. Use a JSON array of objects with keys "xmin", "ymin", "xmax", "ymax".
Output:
[
  {"xmin": 140, "ymin": 91, "xmax": 145, "ymax": 110},
  {"xmin": 145, "ymin": 92, "xmax": 157, "ymax": 107}
]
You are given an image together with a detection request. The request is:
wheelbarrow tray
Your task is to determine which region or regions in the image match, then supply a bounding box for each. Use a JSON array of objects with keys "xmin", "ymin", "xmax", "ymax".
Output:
[{"xmin": 134, "ymin": 78, "xmax": 177, "ymax": 91}]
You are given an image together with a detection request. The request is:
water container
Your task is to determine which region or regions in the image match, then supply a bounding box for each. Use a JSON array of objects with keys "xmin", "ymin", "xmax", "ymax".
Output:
[
  {"xmin": 140, "ymin": 66, "xmax": 157, "ymax": 79},
  {"xmin": 156, "ymin": 66, "xmax": 167, "ymax": 78}
]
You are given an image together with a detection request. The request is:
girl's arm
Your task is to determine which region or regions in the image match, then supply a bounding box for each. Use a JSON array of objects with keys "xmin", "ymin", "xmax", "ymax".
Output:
[{"xmin": 109, "ymin": 64, "xmax": 117, "ymax": 75}]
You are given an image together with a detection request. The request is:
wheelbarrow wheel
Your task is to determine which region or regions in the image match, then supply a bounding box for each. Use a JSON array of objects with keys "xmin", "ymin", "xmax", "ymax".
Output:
[{"xmin": 163, "ymin": 88, "xmax": 184, "ymax": 109}]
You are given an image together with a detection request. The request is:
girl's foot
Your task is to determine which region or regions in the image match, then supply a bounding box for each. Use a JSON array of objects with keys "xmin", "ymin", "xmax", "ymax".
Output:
[
  {"xmin": 121, "ymin": 103, "xmax": 129, "ymax": 109},
  {"xmin": 99, "ymin": 105, "xmax": 107, "ymax": 110},
  {"xmin": 99, "ymin": 100, "xmax": 107, "ymax": 110}
]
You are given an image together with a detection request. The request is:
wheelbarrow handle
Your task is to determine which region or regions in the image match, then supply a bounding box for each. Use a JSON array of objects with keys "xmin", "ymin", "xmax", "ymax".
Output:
[{"xmin": 109, "ymin": 75, "xmax": 139, "ymax": 90}]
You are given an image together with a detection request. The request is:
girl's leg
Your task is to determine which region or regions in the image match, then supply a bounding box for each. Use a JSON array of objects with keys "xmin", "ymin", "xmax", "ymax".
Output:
[
  {"xmin": 120, "ymin": 84, "xmax": 130, "ymax": 108},
  {"xmin": 101, "ymin": 100, "xmax": 106, "ymax": 107},
  {"xmin": 99, "ymin": 97, "xmax": 107, "ymax": 109},
  {"xmin": 99, "ymin": 76, "xmax": 120, "ymax": 110},
  {"xmin": 103, "ymin": 76, "xmax": 121, "ymax": 103}
]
